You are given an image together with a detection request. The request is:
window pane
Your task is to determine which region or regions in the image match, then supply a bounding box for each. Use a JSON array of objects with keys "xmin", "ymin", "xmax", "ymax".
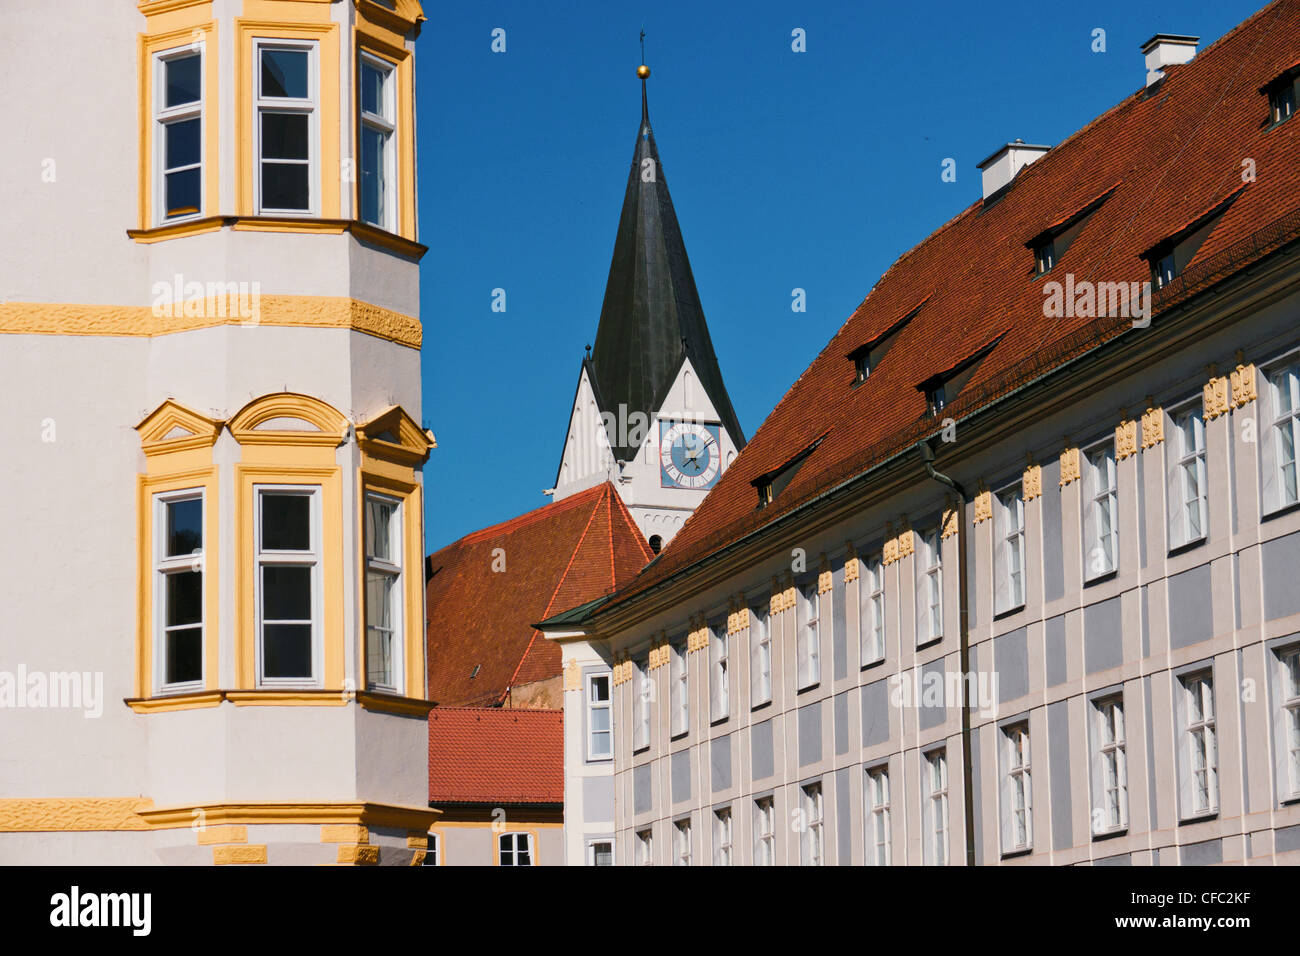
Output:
[
  {"xmin": 590, "ymin": 675, "xmax": 609, "ymax": 703},
  {"xmin": 365, "ymin": 498, "xmax": 394, "ymax": 561},
  {"xmin": 366, "ymin": 626, "xmax": 392, "ymax": 687},
  {"xmin": 263, "ymin": 623, "xmax": 312, "ymax": 678},
  {"xmin": 360, "ymin": 62, "xmax": 385, "ymax": 116},
  {"xmin": 165, "ymin": 626, "xmax": 202, "ymax": 685},
  {"xmin": 166, "ymin": 570, "xmax": 202, "ymax": 626},
  {"xmin": 165, "ymin": 54, "xmax": 202, "ymax": 107},
  {"xmin": 365, "ymin": 570, "xmax": 394, "ymax": 629},
  {"xmin": 261, "ymin": 48, "xmax": 308, "ymax": 98},
  {"xmin": 263, "ymin": 565, "xmax": 312, "ymax": 620},
  {"xmin": 165, "ymin": 117, "xmax": 201, "ymax": 169},
  {"xmin": 164, "ymin": 168, "xmax": 201, "ymax": 219},
  {"xmin": 261, "ymin": 492, "xmax": 311, "ymax": 550},
  {"xmin": 261, "ymin": 112, "xmax": 309, "ymax": 160},
  {"xmin": 593, "ymin": 843, "xmax": 613, "ymax": 866},
  {"xmin": 261, "ymin": 162, "xmax": 309, "ymax": 211},
  {"xmin": 166, "ymin": 497, "xmax": 202, "ymax": 556},
  {"xmin": 360, "ymin": 126, "xmax": 385, "ymax": 225}
]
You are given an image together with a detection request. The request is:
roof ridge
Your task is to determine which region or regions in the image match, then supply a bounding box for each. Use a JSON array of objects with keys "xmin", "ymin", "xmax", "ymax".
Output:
[{"xmin": 434, "ymin": 482, "xmax": 608, "ymax": 553}]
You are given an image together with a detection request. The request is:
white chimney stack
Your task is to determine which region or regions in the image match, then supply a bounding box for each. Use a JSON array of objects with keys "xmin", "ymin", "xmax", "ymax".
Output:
[
  {"xmin": 976, "ymin": 139, "xmax": 1051, "ymax": 201},
  {"xmin": 1141, "ymin": 34, "xmax": 1199, "ymax": 87}
]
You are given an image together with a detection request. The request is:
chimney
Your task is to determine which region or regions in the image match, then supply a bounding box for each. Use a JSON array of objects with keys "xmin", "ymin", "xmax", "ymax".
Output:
[
  {"xmin": 976, "ymin": 139, "xmax": 1051, "ymax": 201},
  {"xmin": 1141, "ymin": 34, "xmax": 1198, "ymax": 87}
]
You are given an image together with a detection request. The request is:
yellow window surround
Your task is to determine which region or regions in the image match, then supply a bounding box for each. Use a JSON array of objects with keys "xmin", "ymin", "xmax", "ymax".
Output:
[
  {"xmin": 354, "ymin": 26, "xmax": 418, "ymax": 242},
  {"xmin": 138, "ymin": 19, "xmax": 220, "ymax": 229},
  {"xmin": 356, "ymin": 405, "xmax": 434, "ymax": 700},
  {"xmin": 135, "ymin": 400, "xmax": 224, "ymax": 698},
  {"xmin": 230, "ymin": 392, "xmax": 348, "ymax": 689}
]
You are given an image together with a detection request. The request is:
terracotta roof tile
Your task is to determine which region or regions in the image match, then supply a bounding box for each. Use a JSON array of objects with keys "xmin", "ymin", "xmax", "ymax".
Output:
[
  {"xmin": 428, "ymin": 707, "xmax": 563, "ymax": 804},
  {"xmin": 601, "ymin": 0, "xmax": 1300, "ymax": 609},
  {"xmin": 426, "ymin": 483, "xmax": 651, "ymax": 706}
]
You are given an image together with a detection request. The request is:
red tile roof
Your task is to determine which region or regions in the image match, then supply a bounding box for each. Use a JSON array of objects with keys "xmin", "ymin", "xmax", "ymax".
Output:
[
  {"xmin": 428, "ymin": 707, "xmax": 563, "ymax": 804},
  {"xmin": 599, "ymin": 0, "xmax": 1300, "ymax": 609},
  {"xmin": 425, "ymin": 482, "xmax": 652, "ymax": 706}
]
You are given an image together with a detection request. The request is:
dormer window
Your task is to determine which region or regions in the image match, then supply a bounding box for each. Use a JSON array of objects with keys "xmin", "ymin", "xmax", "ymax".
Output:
[
  {"xmin": 926, "ymin": 384, "xmax": 947, "ymax": 416},
  {"xmin": 851, "ymin": 346, "xmax": 871, "ymax": 384},
  {"xmin": 1034, "ymin": 240, "xmax": 1056, "ymax": 275},
  {"xmin": 753, "ymin": 438, "xmax": 823, "ymax": 509},
  {"xmin": 1263, "ymin": 67, "xmax": 1299, "ymax": 127},
  {"xmin": 1144, "ymin": 191, "xmax": 1239, "ymax": 291},
  {"xmin": 1153, "ymin": 250, "xmax": 1177, "ymax": 289}
]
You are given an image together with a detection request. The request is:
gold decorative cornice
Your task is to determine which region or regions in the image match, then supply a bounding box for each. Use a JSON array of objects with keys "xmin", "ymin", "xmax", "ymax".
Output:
[
  {"xmin": 0, "ymin": 798, "xmax": 154, "ymax": 832},
  {"xmin": 882, "ymin": 523, "xmax": 899, "ymax": 565},
  {"xmin": 817, "ymin": 554, "xmax": 833, "ymax": 594},
  {"xmin": 611, "ymin": 655, "xmax": 633, "ymax": 686},
  {"xmin": 941, "ymin": 502, "xmax": 960, "ymax": 538},
  {"xmin": 0, "ymin": 296, "xmax": 422, "ymax": 350},
  {"xmin": 973, "ymin": 484, "xmax": 992, "ymax": 524},
  {"xmin": 896, "ymin": 520, "xmax": 915, "ymax": 559},
  {"xmin": 1141, "ymin": 402, "xmax": 1164, "ymax": 450},
  {"xmin": 1115, "ymin": 417, "xmax": 1138, "ymax": 461},
  {"xmin": 1059, "ymin": 446, "xmax": 1081, "ymax": 486},
  {"xmin": 1022, "ymin": 462, "xmax": 1042, "ymax": 501},
  {"xmin": 1203, "ymin": 367, "xmax": 1230, "ymax": 421},
  {"xmin": 1231, "ymin": 360, "xmax": 1257, "ymax": 408}
]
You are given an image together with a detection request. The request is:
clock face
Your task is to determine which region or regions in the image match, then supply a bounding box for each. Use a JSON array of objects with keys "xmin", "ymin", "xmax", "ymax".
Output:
[{"xmin": 660, "ymin": 421, "xmax": 722, "ymax": 490}]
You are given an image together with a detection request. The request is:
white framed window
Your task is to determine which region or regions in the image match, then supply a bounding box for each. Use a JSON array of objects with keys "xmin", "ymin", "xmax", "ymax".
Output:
[
  {"xmin": 1179, "ymin": 671, "xmax": 1218, "ymax": 818},
  {"xmin": 994, "ymin": 488, "xmax": 1025, "ymax": 614},
  {"xmin": 1084, "ymin": 443, "xmax": 1118, "ymax": 580},
  {"xmin": 633, "ymin": 656, "xmax": 651, "ymax": 751},
  {"xmin": 713, "ymin": 807, "xmax": 733, "ymax": 866},
  {"xmin": 860, "ymin": 555, "xmax": 886, "ymax": 665},
  {"xmin": 800, "ymin": 782, "xmax": 824, "ymax": 866},
  {"xmin": 1090, "ymin": 695, "xmax": 1128, "ymax": 834},
  {"xmin": 586, "ymin": 673, "xmax": 612, "ymax": 760},
  {"xmin": 754, "ymin": 796, "xmax": 775, "ymax": 865},
  {"xmin": 255, "ymin": 39, "xmax": 318, "ymax": 215},
  {"xmin": 673, "ymin": 818, "xmax": 692, "ymax": 866},
  {"xmin": 709, "ymin": 627, "xmax": 729, "ymax": 722},
  {"xmin": 1278, "ymin": 647, "xmax": 1300, "ymax": 801},
  {"xmin": 255, "ymin": 486, "xmax": 322, "ymax": 686},
  {"xmin": 364, "ymin": 492, "xmax": 402, "ymax": 692},
  {"xmin": 1000, "ymin": 723, "xmax": 1033, "ymax": 854},
  {"xmin": 420, "ymin": 832, "xmax": 440, "ymax": 865},
  {"xmin": 153, "ymin": 47, "xmax": 203, "ymax": 223},
  {"xmin": 750, "ymin": 605, "xmax": 772, "ymax": 707},
  {"xmin": 924, "ymin": 749, "xmax": 949, "ymax": 866},
  {"xmin": 154, "ymin": 489, "xmax": 205, "ymax": 692},
  {"xmin": 866, "ymin": 766, "xmax": 891, "ymax": 866},
  {"xmin": 586, "ymin": 839, "xmax": 613, "ymax": 866},
  {"xmin": 636, "ymin": 828, "xmax": 654, "ymax": 866},
  {"xmin": 797, "ymin": 585, "xmax": 821, "ymax": 689},
  {"xmin": 1169, "ymin": 407, "xmax": 1208, "ymax": 548},
  {"xmin": 1265, "ymin": 362, "xmax": 1300, "ymax": 512},
  {"xmin": 497, "ymin": 831, "xmax": 533, "ymax": 866},
  {"xmin": 670, "ymin": 641, "xmax": 689, "ymax": 736},
  {"xmin": 918, "ymin": 528, "xmax": 943, "ymax": 643},
  {"xmin": 358, "ymin": 52, "xmax": 397, "ymax": 230}
]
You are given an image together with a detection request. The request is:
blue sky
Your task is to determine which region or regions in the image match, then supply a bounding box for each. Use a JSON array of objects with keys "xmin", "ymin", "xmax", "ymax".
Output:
[{"xmin": 416, "ymin": 0, "xmax": 1266, "ymax": 550}]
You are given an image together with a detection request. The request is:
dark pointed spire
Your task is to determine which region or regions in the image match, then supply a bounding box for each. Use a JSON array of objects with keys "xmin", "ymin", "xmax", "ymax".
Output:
[{"xmin": 588, "ymin": 64, "xmax": 746, "ymax": 464}]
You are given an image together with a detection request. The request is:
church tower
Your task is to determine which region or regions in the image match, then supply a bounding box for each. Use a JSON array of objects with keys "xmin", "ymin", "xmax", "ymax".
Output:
[
  {"xmin": 0, "ymin": 0, "xmax": 435, "ymax": 864},
  {"xmin": 552, "ymin": 65, "xmax": 745, "ymax": 551}
]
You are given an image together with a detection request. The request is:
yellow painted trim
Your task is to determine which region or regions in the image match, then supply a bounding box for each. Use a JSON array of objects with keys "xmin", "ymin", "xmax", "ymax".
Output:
[
  {"xmin": 136, "ymin": 399, "xmax": 224, "ymax": 459},
  {"xmin": 356, "ymin": 690, "xmax": 434, "ymax": 716},
  {"xmin": 139, "ymin": 18, "xmax": 219, "ymax": 228},
  {"xmin": 355, "ymin": 0, "xmax": 427, "ymax": 35},
  {"xmin": 196, "ymin": 825, "xmax": 248, "ymax": 844},
  {"xmin": 137, "ymin": 801, "xmax": 440, "ymax": 830},
  {"xmin": 236, "ymin": 18, "xmax": 340, "ymax": 218},
  {"xmin": 126, "ymin": 691, "xmax": 226, "ymax": 713},
  {"xmin": 214, "ymin": 844, "xmax": 268, "ymax": 864},
  {"xmin": 405, "ymin": 832, "xmax": 427, "ymax": 849},
  {"xmin": 234, "ymin": 462, "xmax": 345, "ymax": 688},
  {"xmin": 353, "ymin": 28, "xmax": 418, "ymax": 241},
  {"xmin": 135, "ymin": 461, "xmax": 220, "ymax": 697},
  {"xmin": 0, "ymin": 799, "xmax": 155, "ymax": 833},
  {"xmin": 225, "ymin": 689, "xmax": 349, "ymax": 706},
  {"xmin": 321, "ymin": 824, "xmax": 368, "ymax": 843},
  {"xmin": 337, "ymin": 844, "xmax": 380, "ymax": 864},
  {"xmin": 228, "ymin": 390, "xmax": 349, "ymax": 447},
  {"xmin": 409, "ymin": 850, "xmax": 427, "ymax": 865},
  {"xmin": 358, "ymin": 473, "xmax": 426, "ymax": 700},
  {"xmin": 0, "ymin": 297, "xmax": 421, "ymax": 349},
  {"xmin": 125, "ymin": 216, "xmax": 428, "ymax": 258}
]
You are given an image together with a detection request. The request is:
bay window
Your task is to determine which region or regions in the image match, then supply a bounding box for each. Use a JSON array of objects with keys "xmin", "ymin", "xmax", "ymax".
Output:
[
  {"xmin": 359, "ymin": 53, "xmax": 397, "ymax": 230},
  {"xmin": 364, "ymin": 492, "xmax": 402, "ymax": 691},
  {"xmin": 256, "ymin": 41, "xmax": 317, "ymax": 214},
  {"xmin": 154, "ymin": 48, "xmax": 203, "ymax": 223}
]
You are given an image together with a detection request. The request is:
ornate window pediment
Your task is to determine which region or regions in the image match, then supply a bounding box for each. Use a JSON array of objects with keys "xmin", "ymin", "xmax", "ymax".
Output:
[
  {"xmin": 356, "ymin": 404, "xmax": 435, "ymax": 466},
  {"xmin": 136, "ymin": 399, "xmax": 223, "ymax": 458},
  {"xmin": 229, "ymin": 392, "xmax": 348, "ymax": 447}
]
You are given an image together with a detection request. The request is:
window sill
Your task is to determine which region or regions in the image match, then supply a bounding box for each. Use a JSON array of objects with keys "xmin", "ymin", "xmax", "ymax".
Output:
[
  {"xmin": 710, "ymin": 715, "xmax": 730, "ymax": 728},
  {"xmin": 915, "ymin": 635, "xmax": 942, "ymax": 652},
  {"xmin": 125, "ymin": 215, "xmax": 428, "ymax": 260},
  {"xmin": 124, "ymin": 687, "xmax": 434, "ymax": 716},
  {"xmin": 1177, "ymin": 809, "xmax": 1219, "ymax": 826},
  {"xmin": 1168, "ymin": 535, "xmax": 1207, "ymax": 558},
  {"xmin": 1000, "ymin": 846, "xmax": 1033, "ymax": 860},
  {"xmin": 860, "ymin": 656, "xmax": 886, "ymax": 672},
  {"xmin": 1091, "ymin": 826, "xmax": 1128, "ymax": 842},
  {"xmin": 1083, "ymin": 569, "xmax": 1118, "ymax": 588},
  {"xmin": 1262, "ymin": 499, "xmax": 1300, "ymax": 522},
  {"xmin": 796, "ymin": 682, "xmax": 820, "ymax": 694},
  {"xmin": 751, "ymin": 699, "xmax": 772, "ymax": 713},
  {"xmin": 993, "ymin": 603, "xmax": 1026, "ymax": 622},
  {"xmin": 670, "ymin": 730, "xmax": 689, "ymax": 742}
]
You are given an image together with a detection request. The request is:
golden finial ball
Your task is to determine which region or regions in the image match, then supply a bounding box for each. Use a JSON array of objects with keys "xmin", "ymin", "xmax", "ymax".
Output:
[{"xmin": 637, "ymin": 64, "xmax": 650, "ymax": 79}]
